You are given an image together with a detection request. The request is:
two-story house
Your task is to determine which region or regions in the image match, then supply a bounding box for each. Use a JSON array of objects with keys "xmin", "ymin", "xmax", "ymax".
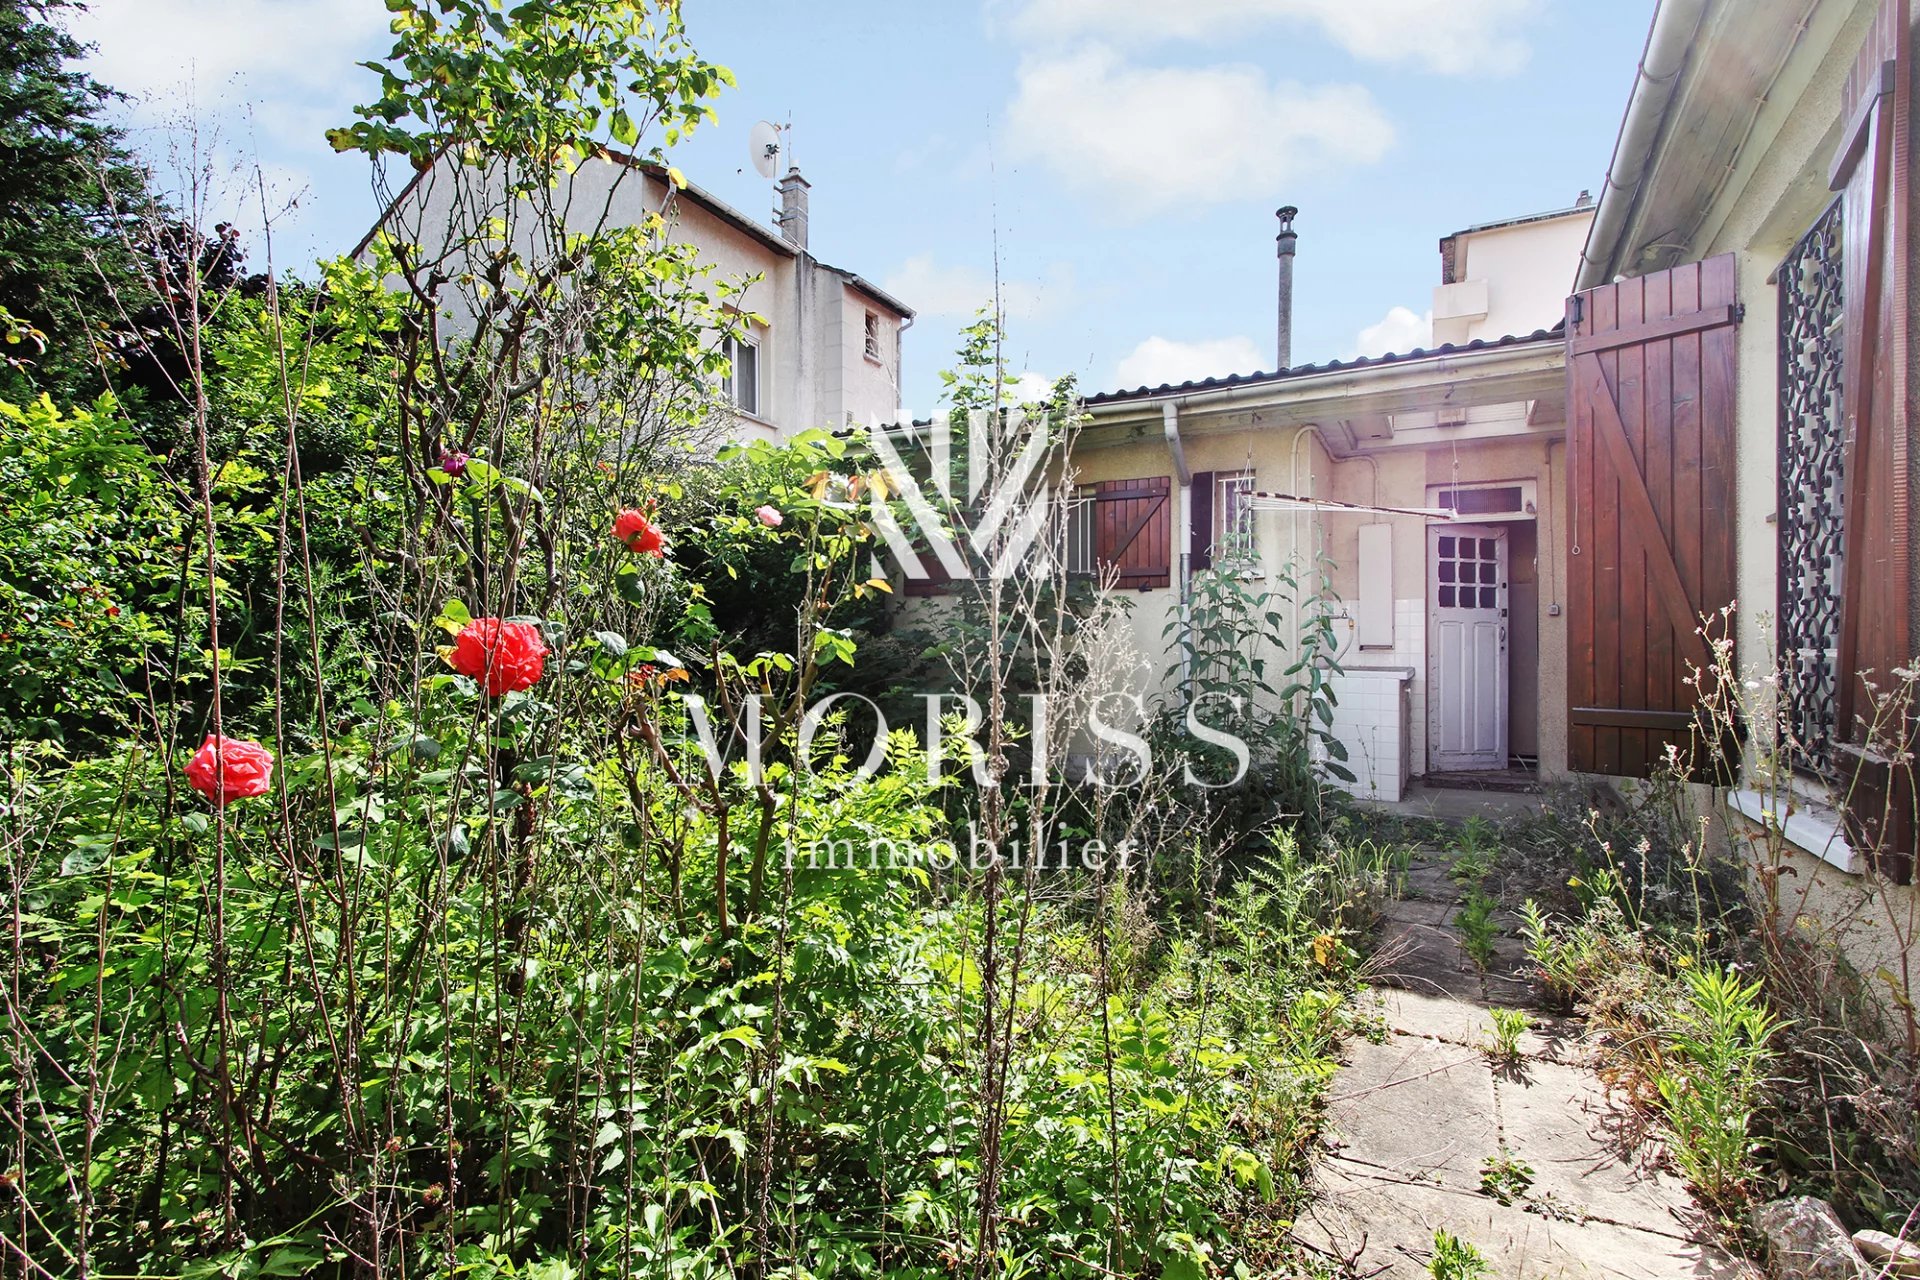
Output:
[{"xmin": 356, "ymin": 154, "xmax": 913, "ymax": 443}]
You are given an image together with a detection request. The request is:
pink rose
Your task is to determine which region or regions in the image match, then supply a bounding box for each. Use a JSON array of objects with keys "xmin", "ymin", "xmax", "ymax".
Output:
[
  {"xmin": 184, "ymin": 734, "xmax": 275, "ymax": 807},
  {"xmin": 755, "ymin": 505, "xmax": 783, "ymax": 528}
]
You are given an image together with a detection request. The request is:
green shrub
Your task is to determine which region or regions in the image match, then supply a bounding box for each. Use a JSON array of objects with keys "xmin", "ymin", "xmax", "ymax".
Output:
[
  {"xmin": 1654, "ymin": 965, "xmax": 1781, "ymax": 1210},
  {"xmin": 1456, "ymin": 890, "xmax": 1498, "ymax": 971}
]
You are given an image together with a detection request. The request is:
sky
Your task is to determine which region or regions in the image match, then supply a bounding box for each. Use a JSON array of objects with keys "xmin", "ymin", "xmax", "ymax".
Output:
[{"xmin": 64, "ymin": 0, "xmax": 1657, "ymax": 419}]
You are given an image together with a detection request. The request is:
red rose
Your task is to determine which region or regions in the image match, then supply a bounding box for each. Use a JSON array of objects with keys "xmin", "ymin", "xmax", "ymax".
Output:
[
  {"xmin": 613, "ymin": 508, "xmax": 665, "ymax": 557},
  {"xmin": 448, "ymin": 618, "xmax": 548, "ymax": 696},
  {"xmin": 184, "ymin": 734, "xmax": 275, "ymax": 807}
]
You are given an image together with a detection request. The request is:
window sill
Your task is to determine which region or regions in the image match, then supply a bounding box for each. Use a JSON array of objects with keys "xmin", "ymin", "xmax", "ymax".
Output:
[{"xmin": 1726, "ymin": 785, "xmax": 1862, "ymax": 874}]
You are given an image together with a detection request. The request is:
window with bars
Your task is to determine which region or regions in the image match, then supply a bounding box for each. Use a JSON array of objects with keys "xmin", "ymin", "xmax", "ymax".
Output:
[
  {"xmin": 1212, "ymin": 471, "xmax": 1257, "ymax": 565},
  {"xmin": 1776, "ymin": 198, "xmax": 1847, "ymax": 780},
  {"xmin": 1063, "ymin": 484, "xmax": 1096, "ymax": 577}
]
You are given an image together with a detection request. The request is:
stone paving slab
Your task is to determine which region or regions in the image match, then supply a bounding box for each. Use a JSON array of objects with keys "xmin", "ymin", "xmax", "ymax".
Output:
[
  {"xmin": 1366, "ymin": 987, "xmax": 1590, "ymax": 1065},
  {"xmin": 1298, "ymin": 1162, "xmax": 1754, "ymax": 1279},
  {"xmin": 1299, "ymin": 850, "xmax": 1759, "ymax": 1280},
  {"xmin": 1498, "ymin": 1058, "xmax": 1698, "ymax": 1237},
  {"xmin": 1323, "ymin": 1033, "xmax": 1497, "ymax": 1191}
]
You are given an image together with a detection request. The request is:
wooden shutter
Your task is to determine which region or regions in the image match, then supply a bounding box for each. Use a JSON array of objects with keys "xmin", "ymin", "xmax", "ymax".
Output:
[
  {"xmin": 1565, "ymin": 257, "xmax": 1739, "ymax": 777},
  {"xmin": 1190, "ymin": 472, "xmax": 1215, "ymax": 571},
  {"xmin": 1093, "ymin": 477, "xmax": 1171, "ymax": 589},
  {"xmin": 1833, "ymin": 0, "xmax": 1915, "ymax": 881}
]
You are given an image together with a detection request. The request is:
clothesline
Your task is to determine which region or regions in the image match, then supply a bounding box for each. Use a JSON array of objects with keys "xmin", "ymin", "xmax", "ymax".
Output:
[{"xmin": 1246, "ymin": 490, "xmax": 1460, "ymax": 519}]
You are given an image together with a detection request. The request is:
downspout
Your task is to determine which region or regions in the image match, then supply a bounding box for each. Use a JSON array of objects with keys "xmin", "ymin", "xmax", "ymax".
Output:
[
  {"xmin": 1289, "ymin": 425, "xmax": 1318, "ymax": 659},
  {"xmin": 1164, "ymin": 401, "xmax": 1194, "ymax": 685},
  {"xmin": 1576, "ymin": 0, "xmax": 1713, "ymax": 291}
]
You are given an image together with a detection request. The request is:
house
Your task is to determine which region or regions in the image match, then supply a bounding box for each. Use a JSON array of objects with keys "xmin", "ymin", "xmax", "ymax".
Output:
[
  {"xmin": 1035, "ymin": 0, "xmax": 1916, "ymax": 976},
  {"xmin": 1035, "ymin": 199, "xmax": 1593, "ymax": 803},
  {"xmin": 1569, "ymin": 0, "xmax": 1917, "ymax": 967},
  {"xmin": 356, "ymin": 155, "xmax": 913, "ymax": 442}
]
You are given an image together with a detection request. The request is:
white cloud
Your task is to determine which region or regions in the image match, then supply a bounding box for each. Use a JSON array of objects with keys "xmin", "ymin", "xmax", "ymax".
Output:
[
  {"xmin": 1008, "ymin": 0, "xmax": 1538, "ymax": 75},
  {"xmin": 65, "ymin": 0, "xmax": 390, "ymax": 141},
  {"xmin": 882, "ymin": 254, "xmax": 1076, "ymax": 322},
  {"xmin": 1349, "ymin": 305, "xmax": 1432, "ymax": 358},
  {"xmin": 1006, "ymin": 47, "xmax": 1393, "ymax": 216},
  {"xmin": 1008, "ymin": 370, "xmax": 1057, "ymax": 402},
  {"xmin": 1115, "ymin": 335, "xmax": 1267, "ymax": 389}
]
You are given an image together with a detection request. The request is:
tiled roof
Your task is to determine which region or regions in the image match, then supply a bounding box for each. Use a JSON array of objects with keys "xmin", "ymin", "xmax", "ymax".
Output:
[{"xmin": 1082, "ymin": 324, "xmax": 1565, "ymax": 407}]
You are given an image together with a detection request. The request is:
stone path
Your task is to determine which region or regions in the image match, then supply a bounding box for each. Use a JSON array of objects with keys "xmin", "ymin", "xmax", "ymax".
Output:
[{"xmin": 1293, "ymin": 855, "xmax": 1759, "ymax": 1279}]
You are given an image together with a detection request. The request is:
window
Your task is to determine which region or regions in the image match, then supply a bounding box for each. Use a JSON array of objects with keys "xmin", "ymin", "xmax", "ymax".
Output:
[
  {"xmin": 721, "ymin": 332, "xmax": 760, "ymax": 417},
  {"xmin": 1426, "ymin": 480, "xmax": 1536, "ymax": 524},
  {"xmin": 1212, "ymin": 472, "xmax": 1257, "ymax": 563},
  {"xmin": 1434, "ymin": 485, "xmax": 1524, "ymax": 517},
  {"xmin": 1063, "ymin": 484, "xmax": 1096, "ymax": 577},
  {"xmin": 863, "ymin": 311, "xmax": 882, "ymax": 362},
  {"xmin": 1776, "ymin": 198, "xmax": 1847, "ymax": 780}
]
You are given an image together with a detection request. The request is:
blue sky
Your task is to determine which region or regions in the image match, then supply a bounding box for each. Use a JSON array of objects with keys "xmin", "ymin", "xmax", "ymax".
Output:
[{"xmin": 67, "ymin": 0, "xmax": 1655, "ymax": 417}]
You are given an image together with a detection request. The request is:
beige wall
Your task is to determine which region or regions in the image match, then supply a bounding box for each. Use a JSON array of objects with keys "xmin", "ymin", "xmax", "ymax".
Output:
[
  {"xmin": 834, "ymin": 283, "xmax": 906, "ymax": 430},
  {"xmin": 1317, "ymin": 432, "xmax": 1570, "ymax": 777},
  {"xmin": 1434, "ymin": 210, "xmax": 1595, "ymax": 345},
  {"xmin": 1052, "ymin": 406, "xmax": 1569, "ymax": 779}
]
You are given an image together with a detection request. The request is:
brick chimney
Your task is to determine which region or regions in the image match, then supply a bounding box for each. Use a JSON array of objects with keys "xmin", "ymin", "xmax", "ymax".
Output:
[
  {"xmin": 776, "ymin": 167, "xmax": 810, "ymax": 251},
  {"xmin": 1275, "ymin": 205, "xmax": 1298, "ymax": 370}
]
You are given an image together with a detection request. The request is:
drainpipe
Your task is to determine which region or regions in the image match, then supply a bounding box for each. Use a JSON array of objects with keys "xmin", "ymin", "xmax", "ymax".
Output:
[
  {"xmin": 1576, "ymin": 0, "xmax": 1712, "ymax": 291},
  {"xmin": 1164, "ymin": 400, "xmax": 1194, "ymax": 685},
  {"xmin": 1289, "ymin": 426, "xmax": 1311, "ymax": 662}
]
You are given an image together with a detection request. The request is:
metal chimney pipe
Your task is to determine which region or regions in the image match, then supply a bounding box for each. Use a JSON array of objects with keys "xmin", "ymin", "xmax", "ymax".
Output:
[{"xmin": 1275, "ymin": 205, "xmax": 1298, "ymax": 370}]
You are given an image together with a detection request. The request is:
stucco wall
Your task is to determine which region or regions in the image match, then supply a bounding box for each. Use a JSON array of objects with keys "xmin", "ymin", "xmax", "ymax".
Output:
[
  {"xmin": 1435, "ymin": 210, "xmax": 1595, "ymax": 345},
  {"xmin": 1317, "ymin": 432, "xmax": 1570, "ymax": 778},
  {"xmin": 1026, "ymin": 411, "xmax": 1569, "ymax": 781},
  {"xmin": 834, "ymin": 283, "xmax": 905, "ymax": 429}
]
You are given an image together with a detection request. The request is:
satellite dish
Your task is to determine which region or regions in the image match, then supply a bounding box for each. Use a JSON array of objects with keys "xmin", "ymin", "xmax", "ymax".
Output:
[{"xmin": 749, "ymin": 120, "xmax": 782, "ymax": 180}]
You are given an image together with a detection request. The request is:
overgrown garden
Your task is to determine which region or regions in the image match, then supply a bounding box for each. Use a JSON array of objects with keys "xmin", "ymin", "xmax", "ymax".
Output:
[{"xmin": 0, "ymin": 2, "xmax": 1405, "ymax": 1276}]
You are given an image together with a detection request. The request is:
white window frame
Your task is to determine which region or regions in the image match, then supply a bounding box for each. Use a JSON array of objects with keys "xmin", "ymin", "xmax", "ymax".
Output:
[
  {"xmin": 1063, "ymin": 483, "xmax": 1096, "ymax": 577},
  {"xmin": 1213, "ymin": 471, "xmax": 1258, "ymax": 568},
  {"xmin": 721, "ymin": 331, "xmax": 762, "ymax": 418},
  {"xmin": 863, "ymin": 311, "xmax": 883, "ymax": 363},
  {"xmin": 1423, "ymin": 478, "xmax": 1537, "ymax": 525}
]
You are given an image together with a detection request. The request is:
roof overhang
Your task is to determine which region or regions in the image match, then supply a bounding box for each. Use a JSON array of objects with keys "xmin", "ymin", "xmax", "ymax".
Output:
[
  {"xmin": 1080, "ymin": 335, "xmax": 1567, "ymax": 447},
  {"xmin": 1578, "ymin": 0, "xmax": 1851, "ymax": 289}
]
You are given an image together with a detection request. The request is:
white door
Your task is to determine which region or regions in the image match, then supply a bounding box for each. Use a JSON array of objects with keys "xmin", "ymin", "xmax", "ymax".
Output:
[{"xmin": 1428, "ymin": 525, "xmax": 1509, "ymax": 772}]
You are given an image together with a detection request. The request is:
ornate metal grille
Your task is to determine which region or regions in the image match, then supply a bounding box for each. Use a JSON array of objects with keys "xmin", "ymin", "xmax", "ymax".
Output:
[{"xmin": 1776, "ymin": 199, "xmax": 1847, "ymax": 778}]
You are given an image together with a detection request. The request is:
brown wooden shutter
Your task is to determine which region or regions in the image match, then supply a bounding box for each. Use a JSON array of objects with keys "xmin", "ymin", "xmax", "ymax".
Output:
[
  {"xmin": 1833, "ymin": 0, "xmax": 1915, "ymax": 881},
  {"xmin": 1190, "ymin": 472, "xmax": 1215, "ymax": 571},
  {"xmin": 1565, "ymin": 256, "xmax": 1739, "ymax": 777},
  {"xmin": 1093, "ymin": 477, "xmax": 1171, "ymax": 589}
]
